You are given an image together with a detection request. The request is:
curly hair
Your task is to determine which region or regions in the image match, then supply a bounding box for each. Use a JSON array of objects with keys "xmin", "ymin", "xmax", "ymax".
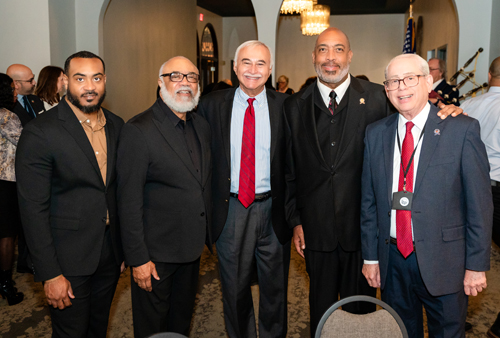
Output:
[
  {"xmin": 0, "ymin": 73, "xmax": 15, "ymax": 110},
  {"xmin": 35, "ymin": 66, "xmax": 64, "ymax": 105}
]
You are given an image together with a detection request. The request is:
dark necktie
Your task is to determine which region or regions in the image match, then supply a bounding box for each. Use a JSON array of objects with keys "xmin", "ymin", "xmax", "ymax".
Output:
[
  {"xmin": 238, "ymin": 98, "xmax": 256, "ymax": 208},
  {"xmin": 23, "ymin": 96, "xmax": 37, "ymax": 118},
  {"xmin": 328, "ymin": 90, "xmax": 337, "ymax": 114},
  {"xmin": 396, "ymin": 121, "xmax": 414, "ymax": 258}
]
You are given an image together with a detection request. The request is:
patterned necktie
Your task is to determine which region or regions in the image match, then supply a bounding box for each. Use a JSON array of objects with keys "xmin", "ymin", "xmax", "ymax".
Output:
[
  {"xmin": 396, "ymin": 121, "xmax": 415, "ymax": 258},
  {"xmin": 238, "ymin": 98, "xmax": 256, "ymax": 208},
  {"xmin": 23, "ymin": 96, "xmax": 37, "ymax": 118},
  {"xmin": 328, "ymin": 90, "xmax": 337, "ymax": 114}
]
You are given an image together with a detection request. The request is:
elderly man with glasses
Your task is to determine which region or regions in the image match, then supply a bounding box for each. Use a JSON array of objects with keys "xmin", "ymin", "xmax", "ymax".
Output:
[
  {"xmin": 117, "ymin": 56, "xmax": 212, "ymax": 338},
  {"xmin": 361, "ymin": 53, "xmax": 492, "ymax": 338},
  {"xmin": 6, "ymin": 64, "xmax": 45, "ymax": 126}
]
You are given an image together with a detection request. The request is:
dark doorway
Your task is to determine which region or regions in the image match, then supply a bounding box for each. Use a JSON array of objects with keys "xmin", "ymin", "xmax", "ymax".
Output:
[{"xmin": 200, "ymin": 24, "xmax": 218, "ymax": 91}]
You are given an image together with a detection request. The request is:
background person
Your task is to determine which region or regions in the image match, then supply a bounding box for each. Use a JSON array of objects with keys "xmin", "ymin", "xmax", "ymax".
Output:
[
  {"xmin": 35, "ymin": 66, "xmax": 66, "ymax": 110},
  {"xmin": 0, "ymin": 73, "xmax": 24, "ymax": 306}
]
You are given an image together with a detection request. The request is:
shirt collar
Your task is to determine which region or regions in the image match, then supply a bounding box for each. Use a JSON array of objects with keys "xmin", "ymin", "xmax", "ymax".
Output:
[
  {"xmin": 432, "ymin": 78, "xmax": 444, "ymax": 90},
  {"xmin": 66, "ymin": 97, "xmax": 106, "ymax": 131},
  {"xmin": 398, "ymin": 102, "xmax": 431, "ymax": 133},
  {"xmin": 235, "ymin": 86, "xmax": 268, "ymax": 109},
  {"xmin": 316, "ymin": 74, "xmax": 351, "ymax": 108},
  {"xmin": 488, "ymin": 86, "xmax": 500, "ymax": 93}
]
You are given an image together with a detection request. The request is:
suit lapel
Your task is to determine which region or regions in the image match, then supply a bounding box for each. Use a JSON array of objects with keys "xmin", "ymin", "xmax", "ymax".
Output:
[
  {"xmin": 192, "ymin": 114, "xmax": 211, "ymax": 187},
  {"xmin": 220, "ymin": 89, "xmax": 235, "ymax": 170},
  {"xmin": 413, "ymin": 106, "xmax": 443, "ymax": 195},
  {"xmin": 104, "ymin": 111, "xmax": 116, "ymax": 189},
  {"xmin": 151, "ymin": 102, "xmax": 200, "ymax": 183},
  {"xmin": 383, "ymin": 114, "xmax": 398, "ymax": 206},
  {"xmin": 58, "ymin": 99, "xmax": 105, "ymax": 186},
  {"xmin": 334, "ymin": 77, "xmax": 365, "ymax": 168},
  {"xmin": 267, "ymin": 89, "xmax": 280, "ymax": 160},
  {"xmin": 301, "ymin": 83, "xmax": 329, "ymax": 168}
]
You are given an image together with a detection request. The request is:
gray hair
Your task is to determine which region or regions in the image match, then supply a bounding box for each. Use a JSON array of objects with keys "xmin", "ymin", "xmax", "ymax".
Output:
[
  {"xmin": 385, "ymin": 54, "xmax": 430, "ymax": 79},
  {"xmin": 234, "ymin": 40, "xmax": 274, "ymax": 69}
]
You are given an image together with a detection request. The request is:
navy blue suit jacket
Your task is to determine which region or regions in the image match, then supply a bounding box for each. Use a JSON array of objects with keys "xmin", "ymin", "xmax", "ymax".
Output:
[{"xmin": 361, "ymin": 104, "xmax": 492, "ymax": 296}]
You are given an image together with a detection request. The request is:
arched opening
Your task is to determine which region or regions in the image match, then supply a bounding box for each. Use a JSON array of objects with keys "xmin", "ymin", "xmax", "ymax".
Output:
[{"xmin": 200, "ymin": 24, "xmax": 219, "ymax": 91}]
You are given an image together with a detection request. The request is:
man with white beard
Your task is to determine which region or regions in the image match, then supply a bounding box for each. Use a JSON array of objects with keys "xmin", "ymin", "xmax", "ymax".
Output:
[{"xmin": 117, "ymin": 56, "xmax": 213, "ymax": 338}]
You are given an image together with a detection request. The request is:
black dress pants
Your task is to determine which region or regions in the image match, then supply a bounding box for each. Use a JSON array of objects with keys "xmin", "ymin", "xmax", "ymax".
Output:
[
  {"xmin": 131, "ymin": 258, "xmax": 200, "ymax": 338},
  {"xmin": 49, "ymin": 228, "xmax": 120, "ymax": 338}
]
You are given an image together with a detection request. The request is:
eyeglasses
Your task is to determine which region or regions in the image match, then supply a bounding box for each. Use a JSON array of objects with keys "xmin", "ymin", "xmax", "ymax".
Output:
[
  {"xmin": 383, "ymin": 75, "xmax": 425, "ymax": 91},
  {"xmin": 160, "ymin": 72, "xmax": 199, "ymax": 83},
  {"xmin": 16, "ymin": 77, "xmax": 35, "ymax": 84}
]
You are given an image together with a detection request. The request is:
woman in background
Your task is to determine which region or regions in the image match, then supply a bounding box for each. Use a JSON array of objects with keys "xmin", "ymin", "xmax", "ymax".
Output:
[
  {"xmin": 35, "ymin": 66, "xmax": 66, "ymax": 110},
  {"xmin": 0, "ymin": 73, "xmax": 24, "ymax": 306},
  {"xmin": 277, "ymin": 75, "xmax": 294, "ymax": 95}
]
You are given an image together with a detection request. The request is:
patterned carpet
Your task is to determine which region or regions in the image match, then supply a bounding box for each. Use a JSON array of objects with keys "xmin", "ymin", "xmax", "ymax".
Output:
[{"xmin": 1, "ymin": 243, "xmax": 500, "ymax": 337}]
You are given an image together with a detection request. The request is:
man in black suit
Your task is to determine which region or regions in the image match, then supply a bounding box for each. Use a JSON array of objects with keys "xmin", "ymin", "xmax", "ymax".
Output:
[
  {"xmin": 16, "ymin": 51, "xmax": 124, "ymax": 338},
  {"xmin": 428, "ymin": 58, "xmax": 460, "ymax": 106},
  {"xmin": 284, "ymin": 27, "xmax": 462, "ymax": 336},
  {"xmin": 197, "ymin": 41, "xmax": 291, "ymax": 338},
  {"xmin": 6, "ymin": 64, "xmax": 45, "ymax": 126},
  {"xmin": 117, "ymin": 56, "xmax": 212, "ymax": 338}
]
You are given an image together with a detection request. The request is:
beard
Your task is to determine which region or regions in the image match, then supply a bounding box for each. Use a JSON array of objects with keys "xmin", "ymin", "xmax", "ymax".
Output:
[
  {"xmin": 160, "ymin": 83, "xmax": 200, "ymax": 113},
  {"xmin": 67, "ymin": 87, "xmax": 106, "ymax": 114},
  {"xmin": 315, "ymin": 61, "xmax": 350, "ymax": 85}
]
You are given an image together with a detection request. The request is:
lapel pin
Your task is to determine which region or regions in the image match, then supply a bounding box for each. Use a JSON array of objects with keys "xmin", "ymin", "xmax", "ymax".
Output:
[
  {"xmin": 359, "ymin": 98, "xmax": 365, "ymax": 105},
  {"xmin": 434, "ymin": 129, "xmax": 440, "ymax": 136}
]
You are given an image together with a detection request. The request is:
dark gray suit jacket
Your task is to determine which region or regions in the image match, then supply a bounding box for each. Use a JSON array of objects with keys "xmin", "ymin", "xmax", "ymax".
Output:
[
  {"xmin": 13, "ymin": 95, "xmax": 45, "ymax": 127},
  {"xmin": 117, "ymin": 100, "xmax": 212, "ymax": 266},
  {"xmin": 16, "ymin": 98, "xmax": 124, "ymax": 282},
  {"xmin": 361, "ymin": 104, "xmax": 492, "ymax": 296}
]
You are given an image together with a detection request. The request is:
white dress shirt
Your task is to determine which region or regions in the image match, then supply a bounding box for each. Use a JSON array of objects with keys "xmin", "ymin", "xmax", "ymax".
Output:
[
  {"xmin": 365, "ymin": 103, "xmax": 430, "ymax": 264},
  {"xmin": 432, "ymin": 78, "xmax": 444, "ymax": 90},
  {"xmin": 461, "ymin": 86, "xmax": 500, "ymax": 181},
  {"xmin": 230, "ymin": 87, "xmax": 271, "ymax": 194},
  {"xmin": 316, "ymin": 74, "xmax": 351, "ymax": 108}
]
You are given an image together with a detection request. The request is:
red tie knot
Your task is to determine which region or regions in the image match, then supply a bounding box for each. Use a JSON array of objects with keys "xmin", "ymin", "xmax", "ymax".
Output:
[
  {"xmin": 247, "ymin": 98, "xmax": 256, "ymax": 106},
  {"xmin": 406, "ymin": 121, "xmax": 414, "ymax": 133}
]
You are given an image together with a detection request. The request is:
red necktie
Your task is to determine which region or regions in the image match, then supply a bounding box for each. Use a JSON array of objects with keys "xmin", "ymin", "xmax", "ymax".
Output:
[
  {"xmin": 328, "ymin": 90, "xmax": 337, "ymax": 114},
  {"xmin": 238, "ymin": 98, "xmax": 256, "ymax": 208},
  {"xmin": 396, "ymin": 121, "xmax": 414, "ymax": 258}
]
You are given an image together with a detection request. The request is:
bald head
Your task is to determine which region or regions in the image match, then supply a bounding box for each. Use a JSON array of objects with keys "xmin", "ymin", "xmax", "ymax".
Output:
[
  {"xmin": 489, "ymin": 57, "xmax": 500, "ymax": 86},
  {"xmin": 159, "ymin": 56, "xmax": 197, "ymax": 77},
  {"xmin": 6, "ymin": 64, "xmax": 36, "ymax": 95},
  {"xmin": 315, "ymin": 27, "xmax": 351, "ymax": 51}
]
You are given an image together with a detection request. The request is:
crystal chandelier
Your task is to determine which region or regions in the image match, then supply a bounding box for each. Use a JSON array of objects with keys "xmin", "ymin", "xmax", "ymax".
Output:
[
  {"xmin": 300, "ymin": 1, "xmax": 330, "ymax": 36},
  {"xmin": 280, "ymin": 0, "xmax": 314, "ymax": 15}
]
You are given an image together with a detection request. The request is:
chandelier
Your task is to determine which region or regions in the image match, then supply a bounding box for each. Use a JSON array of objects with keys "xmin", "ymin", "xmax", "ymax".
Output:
[
  {"xmin": 300, "ymin": 1, "xmax": 330, "ymax": 36},
  {"xmin": 280, "ymin": 0, "xmax": 313, "ymax": 15}
]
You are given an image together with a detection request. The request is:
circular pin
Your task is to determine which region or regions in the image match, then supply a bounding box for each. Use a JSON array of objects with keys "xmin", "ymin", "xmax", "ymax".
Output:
[{"xmin": 400, "ymin": 197, "xmax": 409, "ymax": 207}]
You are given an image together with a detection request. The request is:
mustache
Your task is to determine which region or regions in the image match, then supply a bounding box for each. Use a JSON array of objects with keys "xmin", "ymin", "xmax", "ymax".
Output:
[
  {"xmin": 81, "ymin": 91, "xmax": 98, "ymax": 97},
  {"xmin": 243, "ymin": 72, "xmax": 263, "ymax": 78},
  {"xmin": 175, "ymin": 86, "xmax": 194, "ymax": 95},
  {"xmin": 321, "ymin": 61, "xmax": 341, "ymax": 68}
]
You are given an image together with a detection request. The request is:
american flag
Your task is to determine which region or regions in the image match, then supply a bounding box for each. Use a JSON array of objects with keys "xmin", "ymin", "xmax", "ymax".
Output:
[{"xmin": 402, "ymin": 16, "xmax": 416, "ymax": 54}]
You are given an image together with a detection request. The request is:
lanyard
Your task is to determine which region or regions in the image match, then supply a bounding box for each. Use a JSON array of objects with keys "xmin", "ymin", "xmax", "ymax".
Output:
[{"xmin": 397, "ymin": 122, "xmax": 426, "ymax": 191}]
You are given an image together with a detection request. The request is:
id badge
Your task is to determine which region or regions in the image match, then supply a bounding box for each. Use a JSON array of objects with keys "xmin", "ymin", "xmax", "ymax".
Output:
[{"xmin": 392, "ymin": 191, "xmax": 413, "ymax": 211}]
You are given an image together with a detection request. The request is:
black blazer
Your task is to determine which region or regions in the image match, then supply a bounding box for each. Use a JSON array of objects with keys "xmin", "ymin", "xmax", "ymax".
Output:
[
  {"xmin": 117, "ymin": 100, "xmax": 212, "ymax": 266},
  {"xmin": 197, "ymin": 88, "xmax": 292, "ymax": 245},
  {"xmin": 16, "ymin": 98, "xmax": 124, "ymax": 282},
  {"xmin": 13, "ymin": 94, "xmax": 45, "ymax": 127},
  {"xmin": 284, "ymin": 77, "xmax": 394, "ymax": 252}
]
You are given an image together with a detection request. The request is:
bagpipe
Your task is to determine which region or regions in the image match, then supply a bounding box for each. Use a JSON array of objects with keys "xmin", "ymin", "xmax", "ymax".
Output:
[{"xmin": 449, "ymin": 48, "xmax": 489, "ymax": 101}]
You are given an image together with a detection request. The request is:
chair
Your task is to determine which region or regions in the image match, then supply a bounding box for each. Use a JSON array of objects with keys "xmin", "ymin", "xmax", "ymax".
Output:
[
  {"xmin": 315, "ymin": 295, "xmax": 408, "ymax": 338},
  {"xmin": 145, "ymin": 333, "xmax": 188, "ymax": 338}
]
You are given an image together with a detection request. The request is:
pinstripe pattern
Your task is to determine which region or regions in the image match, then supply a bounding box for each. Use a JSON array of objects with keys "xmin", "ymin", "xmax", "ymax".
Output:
[{"xmin": 238, "ymin": 98, "xmax": 256, "ymax": 208}]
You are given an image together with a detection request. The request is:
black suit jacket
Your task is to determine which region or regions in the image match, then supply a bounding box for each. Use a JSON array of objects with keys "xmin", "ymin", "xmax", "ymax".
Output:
[
  {"xmin": 16, "ymin": 98, "xmax": 124, "ymax": 282},
  {"xmin": 284, "ymin": 77, "xmax": 394, "ymax": 252},
  {"xmin": 117, "ymin": 100, "xmax": 212, "ymax": 266},
  {"xmin": 197, "ymin": 88, "xmax": 292, "ymax": 245},
  {"xmin": 13, "ymin": 94, "xmax": 45, "ymax": 127}
]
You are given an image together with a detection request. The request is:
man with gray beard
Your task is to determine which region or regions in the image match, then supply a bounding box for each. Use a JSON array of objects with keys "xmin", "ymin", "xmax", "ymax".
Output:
[
  {"xmin": 283, "ymin": 27, "xmax": 463, "ymax": 336},
  {"xmin": 117, "ymin": 56, "xmax": 212, "ymax": 338}
]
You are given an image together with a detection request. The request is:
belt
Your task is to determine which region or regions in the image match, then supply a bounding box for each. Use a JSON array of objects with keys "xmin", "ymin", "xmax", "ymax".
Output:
[
  {"xmin": 390, "ymin": 237, "xmax": 415, "ymax": 251},
  {"xmin": 229, "ymin": 191, "xmax": 272, "ymax": 202},
  {"xmin": 492, "ymin": 180, "xmax": 500, "ymax": 187}
]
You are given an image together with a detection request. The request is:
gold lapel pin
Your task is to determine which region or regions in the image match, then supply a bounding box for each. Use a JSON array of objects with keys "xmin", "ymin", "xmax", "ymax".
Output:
[{"xmin": 360, "ymin": 98, "xmax": 365, "ymax": 104}]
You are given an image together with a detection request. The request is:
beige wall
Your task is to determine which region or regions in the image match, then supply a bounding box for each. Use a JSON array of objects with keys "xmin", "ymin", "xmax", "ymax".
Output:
[
  {"xmin": 412, "ymin": 0, "xmax": 459, "ymax": 83},
  {"xmin": 276, "ymin": 14, "xmax": 405, "ymax": 90},
  {"xmin": 102, "ymin": 0, "xmax": 197, "ymax": 121},
  {"xmin": 222, "ymin": 17, "xmax": 258, "ymax": 80}
]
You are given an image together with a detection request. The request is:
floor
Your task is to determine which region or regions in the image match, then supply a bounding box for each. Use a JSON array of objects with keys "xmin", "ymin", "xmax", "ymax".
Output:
[{"xmin": 1, "ymin": 243, "xmax": 500, "ymax": 337}]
